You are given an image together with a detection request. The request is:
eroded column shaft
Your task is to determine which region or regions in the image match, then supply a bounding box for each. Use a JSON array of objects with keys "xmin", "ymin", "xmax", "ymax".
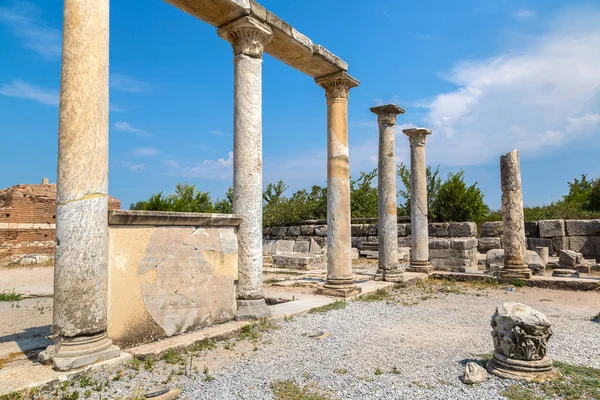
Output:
[{"xmin": 378, "ymin": 122, "xmax": 398, "ymax": 270}]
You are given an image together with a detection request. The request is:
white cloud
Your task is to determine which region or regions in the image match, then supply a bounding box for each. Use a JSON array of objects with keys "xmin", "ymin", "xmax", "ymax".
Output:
[
  {"xmin": 110, "ymin": 74, "xmax": 150, "ymax": 93},
  {"xmin": 129, "ymin": 147, "xmax": 160, "ymax": 157},
  {"xmin": 164, "ymin": 152, "xmax": 234, "ymax": 180},
  {"xmin": 113, "ymin": 121, "xmax": 149, "ymax": 136},
  {"xmin": 0, "ymin": 1, "xmax": 61, "ymax": 58},
  {"xmin": 422, "ymin": 8, "xmax": 600, "ymax": 166},
  {"xmin": 0, "ymin": 80, "xmax": 58, "ymax": 105},
  {"xmin": 116, "ymin": 160, "xmax": 146, "ymax": 171},
  {"xmin": 515, "ymin": 9, "xmax": 536, "ymax": 19}
]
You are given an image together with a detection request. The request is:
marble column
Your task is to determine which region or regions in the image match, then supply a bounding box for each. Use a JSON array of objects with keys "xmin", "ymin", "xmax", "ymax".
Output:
[
  {"xmin": 218, "ymin": 17, "xmax": 272, "ymax": 319},
  {"xmin": 500, "ymin": 150, "xmax": 532, "ymax": 279},
  {"xmin": 370, "ymin": 104, "xmax": 405, "ymax": 282},
  {"xmin": 403, "ymin": 128, "xmax": 434, "ymax": 274},
  {"xmin": 38, "ymin": 0, "xmax": 119, "ymax": 371},
  {"xmin": 315, "ymin": 71, "xmax": 361, "ymax": 297}
]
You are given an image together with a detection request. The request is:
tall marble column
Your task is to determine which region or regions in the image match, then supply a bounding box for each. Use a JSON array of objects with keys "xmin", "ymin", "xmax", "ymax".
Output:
[
  {"xmin": 370, "ymin": 104, "xmax": 405, "ymax": 282},
  {"xmin": 403, "ymin": 128, "xmax": 434, "ymax": 274},
  {"xmin": 39, "ymin": 0, "xmax": 119, "ymax": 371},
  {"xmin": 315, "ymin": 71, "xmax": 361, "ymax": 297},
  {"xmin": 218, "ymin": 17, "xmax": 272, "ymax": 319},
  {"xmin": 500, "ymin": 150, "xmax": 532, "ymax": 279}
]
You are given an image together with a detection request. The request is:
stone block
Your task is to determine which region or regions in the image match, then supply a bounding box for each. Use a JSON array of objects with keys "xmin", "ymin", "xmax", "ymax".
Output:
[
  {"xmin": 309, "ymin": 238, "xmax": 322, "ymax": 254},
  {"xmin": 481, "ymin": 221, "xmax": 503, "ymax": 237},
  {"xmin": 263, "ymin": 239, "xmax": 275, "ymax": 255},
  {"xmin": 524, "ymin": 221, "xmax": 539, "ymax": 237},
  {"xmin": 293, "ymin": 240, "xmax": 310, "ymax": 253},
  {"xmin": 287, "ymin": 226, "xmax": 301, "ymax": 236},
  {"xmin": 270, "ymin": 226, "xmax": 286, "ymax": 237},
  {"xmin": 575, "ymin": 263, "xmax": 591, "ymax": 274},
  {"xmin": 558, "ymin": 250, "xmax": 577, "ymax": 266},
  {"xmin": 430, "ymin": 257, "xmax": 471, "ymax": 272},
  {"xmin": 478, "ymin": 237, "xmax": 502, "ymax": 253},
  {"xmin": 569, "ymin": 236, "xmax": 600, "ymax": 257},
  {"xmin": 565, "ymin": 219, "xmax": 600, "ymax": 236},
  {"xmin": 272, "ymin": 254, "xmax": 325, "ymax": 270},
  {"xmin": 527, "ymin": 238, "xmax": 553, "ymax": 254},
  {"xmin": 429, "ymin": 223, "xmax": 449, "ymax": 237},
  {"xmin": 351, "ymin": 224, "xmax": 366, "ymax": 236},
  {"xmin": 398, "ymin": 237, "xmax": 411, "ymax": 247},
  {"xmin": 314, "ymin": 225, "xmax": 327, "ymax": 236},
  {"xmin": 350, "ymin": 247, "xmax": 359, "ymax": 260},
  {"xmin": 429, "ymin": 238, "xmax": 450, "ymax": 249},
  {"xmin": 552, "ymin": 236, "xmax": 569, "ymax": 255},
  {"xmin": 263, "ymin": 227, "xmax": 271, "ymax": 236},
  {"xmin": 397, "ymin": 223, "xmax": 407, "ymax": 237},
  {"xmin": 300, "ymin": 225, "xmax": 315, "ymax": 236},
  {"xmin": 360, "ymin": 250, "xmax": 379, "ymax": 259},
  {"xmin": 538, "ymin": 219, "xmax": 565, "ymax": 238},
  {"xmin": 366, "ymin": 235, "xmax": 378, "ymax": 243},
  {"xmin": 273, "ymin": 240, "xmax": 295, "ymax": 255},
  {"xmin": 399, "ymin": 223, "xmax": 411, "ymax": 235},
  {"xmin": 351, "ymin": 236, "xmax": 364, "ymax": 248},
  {"xmin": 486, "ymin": 249, "xmax": 545, "ymax": 275},
  {"xmin": 367, "ymin": 224, "xmax": 378, "ymax": 236},
  {"xmin": 448, "ymin": 222, "xmax": 477, "ymax": 237},
  {"xmin": 450, "ymin": 238, "xmax": 478, "ymax": 250},
  {"xmin": 313, "ymin": 236, "xmax": 326, "ymax": 247}
]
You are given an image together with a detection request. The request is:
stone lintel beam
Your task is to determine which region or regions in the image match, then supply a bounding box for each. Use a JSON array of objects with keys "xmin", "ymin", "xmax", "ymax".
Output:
[
  {"xmin": 164, "ymin": 0, "xmax": 348, "ymax": 77},
  {"xmin": 108, "ymin": 210, "xmax": 243, "ymax": 227}
]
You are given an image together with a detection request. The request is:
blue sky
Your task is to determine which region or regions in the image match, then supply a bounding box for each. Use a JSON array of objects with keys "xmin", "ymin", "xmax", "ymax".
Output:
[{"xmin": 1, "ymin": 0, "xmax": 599, "ymax": 210}]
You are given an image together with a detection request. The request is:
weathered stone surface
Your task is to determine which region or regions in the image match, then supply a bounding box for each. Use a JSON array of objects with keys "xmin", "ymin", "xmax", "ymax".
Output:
[
  {"xmin": 558, "ymin": 250, "xmax": 578, "ymax": 266},
  {"xmin": 565, "ymin": 219, "xmax": 600, "ymax": 236},
  {"xmin": 450, "ymin": 238, "xmax": 478, "ymax": 250},
  {"xmin": 575, "ymin": 263, "xmax": 591, "ymax": 273},
  {"xmin": 272, "ymin": 253, "xmax": 325, "ymax": 270},
  {"xmin": 486, "ymin": 249, "xmax": 545, "ymax": 275},
  {"xmin": 272, "ymin": 240, "xmax": 295, "ymax": 255},
  {"xmin": 481, "ymin": 221, "xmax": 503, "ymax": 237},
  {"xmin": 528, "ymin": 238, "xmax": 554, "ymax": 254},
  {"xmin": 314, "ymin": 225, "xmax": 327, "ymax": 236},
  {"xmin": 300, "ymin": 224, "xmax": 315, "ymax": 236},
  {"xmin": 538, "ymin": 219, "xmax": 565, "ymax": 238},
  {"xmin": 309, "ymin": 238, "xmax": 322, "ymax": 254},
  {"xmin": 262, "ymin": 239, "xmax": 275, "ymax": 255},
  {"xmin": 351, "ymin": 236, "xmax": 363, "ymax": 249},
  {"xmin": 430, "ymin": 257, "xmax": 472, "ymax": 272},
  {"xmin": 569, "ymin": 236, "xmax": 600, "ymax": 257},
  {"xmin": 552, "ymin": 236, "xmax": 569, "ymax": 255},
  {"xmin": 270, "ymin": 226, "xmax": 286, "ymax": 237},
  {"xmin": 399, "ymin": 223, "xmax": 411, "ymax": 236},
  {"xmin": 552, "ymin": 269, "xmax": 579, "ymax": 278},
  {"xmin": 398, "ymin": 237, "xmax": 411, "ymax": 248},
  {"xmin": 367, "ymin": 224, "xmax": 378, "ymax": 236},
  {"xmin": 524, "ymin": 221, "xmax": 539, "ymax": 237},
  {"xmin": 293, "ymin": 240, "xmax": 310, "ymax": 253},
  {"xmin": 534, "ymin": 247, "xmax": 549, "ymax": 265},
  {"xmin": 448, "ymin": 222, "xmax": 477, "ymax": 237},
  {"xmin": 463, "ymin": 362, "xmax": 487, "ymax": 384},
  {"xmin": 429, "ymin": 238, "xmax": 450, "ymax": 249},
  {"xmin": 397, "ymin": 223, "xmax": 407, "ymax": 236},
  {"xmin": 287, "ymin": 225, "xmax": 301, "ymax": 236},
  {"xmin": 351, "ymin": 224, "xmax": 366, "ymax": 236},
  {"xmin": 478, "ymin": 237, "xmax": 502, "ymax": 253},
  {"xmin": 429, "ymin": 223, "xmax": 449, "ymax": 237}
]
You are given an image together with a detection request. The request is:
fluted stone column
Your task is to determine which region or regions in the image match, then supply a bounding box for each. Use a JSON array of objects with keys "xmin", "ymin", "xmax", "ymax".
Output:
[
  {"xmin": 218, "ymin": 17, "xmax": 272, "ymax": 319},
  {"xmin": 370, "ymin": 104, "xmax": 405, "ymax": 282},
  {"xmin": 38, "ymin": 0, "xmax": 119, "ymax": 371},
  {"xmin": 403, "ymin": 128, "xmax": 434, "ymax": 274},
  {"xmin": 500, "ymin": 150, "xmax": 532, "ymax": 279},
  {"xmin": 315, "ymin": 71, "xmax": 361, "ymax": 297}
]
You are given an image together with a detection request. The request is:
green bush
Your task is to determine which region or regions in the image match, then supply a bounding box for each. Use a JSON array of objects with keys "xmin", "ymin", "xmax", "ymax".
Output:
[{"xmin": 431, "ymin": 171, "xmax": 489, "ymax": 224}]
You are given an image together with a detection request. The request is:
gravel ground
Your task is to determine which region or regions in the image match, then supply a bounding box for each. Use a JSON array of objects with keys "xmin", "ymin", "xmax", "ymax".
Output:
[{"xmin": 21, "ymin": 281, "xmax": 600, "ymax": 399}]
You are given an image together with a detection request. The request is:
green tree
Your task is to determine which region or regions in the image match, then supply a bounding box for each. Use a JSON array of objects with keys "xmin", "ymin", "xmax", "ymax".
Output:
[
  {"xmin": 130, "ymin": 182, "xmax": 214, "ymax": 213},
  {"xmin": 350, "ymin": 169, "xmax": 378, "ymax": 218},
  {"xmin": 214, "ymin": 187, "xmax": 233, "ymax": 214},
  {"xmin": 562, "ymin": 174, "xmax": 597, "ymax": 209},
  {"xmin": 431, "ymin": 171, "xmax": 488, "ymax": 223},
  {"xmin": 397, "ymin": 163, "xmax": 442, "ymax": 218},
  {"xmin": 587, "ymin": 179, "xmax": 600, "ymax": 211}
]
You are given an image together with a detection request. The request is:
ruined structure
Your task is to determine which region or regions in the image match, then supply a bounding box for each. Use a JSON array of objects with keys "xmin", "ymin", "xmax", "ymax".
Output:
[
  {"xmin": 40, "ymin": 0, "xmax": 358, "ymax": 370},
  {"xmin": 370, "ymin": 104, "xmax": 405, "ymax": 282},
  {"xmin": 403, "ymin": 128, "xmax": 434, "ymax": 273},
  {"xmin": 0, "ymin": 182, "xmax": 119, "ymax": 265}
]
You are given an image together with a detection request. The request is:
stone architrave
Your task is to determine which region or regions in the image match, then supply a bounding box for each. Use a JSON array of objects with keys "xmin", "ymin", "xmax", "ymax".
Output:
[
  {"xmin": 315, "ymin": 71, "xmax": 361, "ymax": 297},
  {"xmin": 499, "ymin": 150, "xmax": 532, "ymax": 279},
  {"xmin": 403, "ymin": 128, "xmax": 433, "ymax": 274},
  {"xmin": 370, "ymin": 104, "xmax": 405, "ymax": 282},
  {"xmin": 38, "ymin": 0, "xmax": 120, "ymax": 370},
  {"xmin": 218, "ymin": 16, "xmax": 272, "ymax": 319},
  {"xmin": 487, "ymin": 303, "xmax": 557, "ymax": 381}
]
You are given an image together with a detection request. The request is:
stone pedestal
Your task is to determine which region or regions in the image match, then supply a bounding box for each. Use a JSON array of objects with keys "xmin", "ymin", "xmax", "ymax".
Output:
[
  {"xmin": 370, "ymin": 104, "xmax": 405, "ymax": 282},
  {"xmin": 315, "ymin": 71, "xmax": 361, "ymax": 298},
  {"xmin": 487, "ymin": 302, "xmax": 557, "ymax": 381},
  {"xmin": 499, "ymin": 150, "xmax": 531, "ymax": 279},
  {"xmin": 39, "ymin": 0, "xmax": 119, "ymax": 370},
  {"xmin": 403, "ymin": 128, "xmax": 433, "ymax": 274},
  {"xmin": 218, "ymin": 16, "xmax": 272, "ymax": 319}
]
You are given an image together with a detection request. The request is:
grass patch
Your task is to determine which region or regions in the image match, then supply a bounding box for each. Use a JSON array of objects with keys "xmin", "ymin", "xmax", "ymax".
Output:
[
  {"xmin": 238, "ymin": 318, "xmax": 279, "ymax": 341},
  {"xmin": 374, "ymin": 368, "xmax": 384, "ymax": 376},
  {"xmin": 308, "ymin": 300, "xmax": 346, "ymax": 314},
  {"xmin": 502, "ymin": 384, "xmax": 545, "ymax": 400},
  {"xmin": 512, "ymin": 279, "xmax": 526, "ymax": 288},
  {"xmin": 334, "ymin": 368, "xmax": 348, "ymax": 374},
  {"xmin": 162, "ymin": 349, "xmax": 185, "ymax": 365},
  {"xmin": 355, "ymin": 289, "xmax": 392, "ymax": 302},
  {"xmin": 144, "ymin": 357, "xmax": 154, "ymax": 371},
  {"xmin": 0, "ymin": 290, "xmax": 22, "ymax": 302},
  {"xmin": 202, "ymin": 366, "xmax": 214, "ymax": 382},
  {"xmin": 193, "ymin": 338, "xmax": 216, "ymax": 352},
  {"xmin": 270, "ymin": 380, "xmax": 335, "ymax": 400}
]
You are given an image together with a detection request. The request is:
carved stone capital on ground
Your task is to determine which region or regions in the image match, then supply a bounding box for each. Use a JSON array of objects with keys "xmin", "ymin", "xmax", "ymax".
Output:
[
  {"xmin": 315, "ymin": 71, "xmax": 359, "ymax": 101},
  {"xmin": 217, "ymin": 16, "xmax": 272, "ymax": 58},
  {"xmin": 403, "ymin": 127, "xmax": 432, "ymax": 147},
  {"xmin": 370, "ymin": 104, "xmax": 405, "ymax": 125}
]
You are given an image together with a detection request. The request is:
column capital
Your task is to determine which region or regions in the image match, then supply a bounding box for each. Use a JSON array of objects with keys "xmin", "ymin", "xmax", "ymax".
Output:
[
  {"xmin": 217, "ymin": 16, "xmax": 272, "ymax": 58},
  {"xmin": 315, "ymin": 71, "xmax": 359, "ymax": 100},
  {"xmin": 403, "ymin": 127, "xmax": 432, "ymax": 147},
  {"xmin": 370, "ymin": 104, "xmax": 405, "ymax": 125}
]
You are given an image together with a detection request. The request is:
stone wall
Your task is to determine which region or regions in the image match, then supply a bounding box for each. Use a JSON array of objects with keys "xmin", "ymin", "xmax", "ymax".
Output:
[
  {"xmin": 107, "ymin": 210, "xmax": 240, "ymax": 347},
  {"xmin": 0, "ymin": 183, "xmax": 120, "ymax": 265},
  {"xmin": 478, "ymin": 219, "xmax": 600, "ymax": 260},
  {"xmin": 264, "ymin": 221, "xmax": 479, "ymax": 272}
]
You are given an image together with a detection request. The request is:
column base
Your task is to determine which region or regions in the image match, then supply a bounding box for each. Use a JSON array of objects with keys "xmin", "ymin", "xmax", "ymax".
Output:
[
  {"xmin": 374, "ymin": 268, "xmax": 405, "ymax": 282},
  {"xmin": 38, "ymin": 332, "xmax": 120, "ymax": 371},
  {"xmin": 235, "ymin": 298, "xmax": 271, "ymax": 320},
  {"xmin": 487, "ymin": 352, "xmax": 557, "ymax": 382},
  {"xmin": 406, "ymin": 261, "xmax": 433, "ymax": 274},
  {"xmin": 498, "ymin": 266, "xmax": 532, "ymax": 279},
  {"xmin": 317, "ymin": 280, "xmax": 361, "ymax": 298}
]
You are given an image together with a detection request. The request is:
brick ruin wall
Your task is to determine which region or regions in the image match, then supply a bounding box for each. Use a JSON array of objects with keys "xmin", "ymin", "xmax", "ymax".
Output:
[
  {"xmin": 478, "ymin": 219, "xmax": 600, "ymax": 260},
  {"xmin": 0, "ymin": 184, "xmax": 120, "ymax": 265}
]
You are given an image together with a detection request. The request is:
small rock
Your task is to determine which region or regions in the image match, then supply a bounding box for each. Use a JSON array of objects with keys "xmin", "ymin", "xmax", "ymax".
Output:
[{"xmin": 462, "ymin": 362, "xmax": 487, "ymax": 384}]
